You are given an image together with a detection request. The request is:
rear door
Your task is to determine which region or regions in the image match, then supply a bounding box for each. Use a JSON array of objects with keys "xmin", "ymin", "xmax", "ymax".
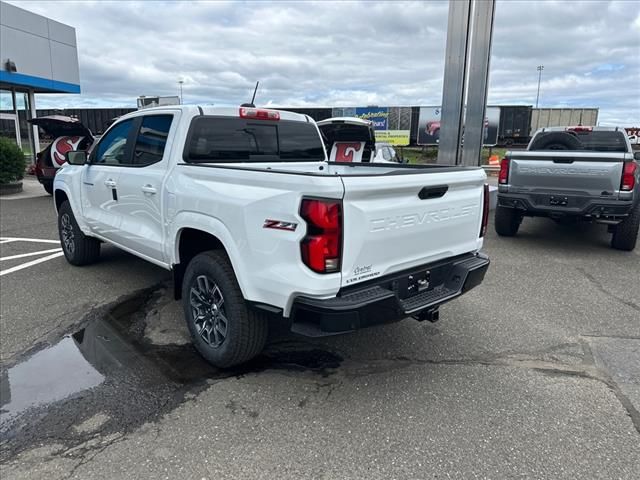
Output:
[
  {"xmin": 340, "ymin": 168, "xmax": 486, "ymax": 287},
  {"xmin": 110, "ymin": 113, "xmax": 177, "ymax": 263}
]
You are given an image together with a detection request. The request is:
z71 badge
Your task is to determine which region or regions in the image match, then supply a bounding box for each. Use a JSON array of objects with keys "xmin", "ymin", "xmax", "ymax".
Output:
[{"xmin": 263, "ymin": 219, "xmax": 298, "ymax": 231}]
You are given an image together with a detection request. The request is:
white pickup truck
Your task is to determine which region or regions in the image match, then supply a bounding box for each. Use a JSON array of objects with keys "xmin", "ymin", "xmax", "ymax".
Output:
[{"xmin": 54, "ymin": 106, "xmax": 490, "ymax": 367}]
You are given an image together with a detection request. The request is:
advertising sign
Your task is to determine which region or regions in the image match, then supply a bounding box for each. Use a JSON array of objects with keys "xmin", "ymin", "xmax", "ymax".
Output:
[
  {"xmin": 355, "ymin": 107, "xmax": 389, "ymax": 130},
  {"xmin": 374, "ymin": 130, "xmax": 411, "ymax": 146},
  {"xmin": 330, "ymin": 107, "xmax": 410, "ymax": 146},
  {"xmin": 417, "ymin": 106, "xmax": 500, "ymax": 146}
]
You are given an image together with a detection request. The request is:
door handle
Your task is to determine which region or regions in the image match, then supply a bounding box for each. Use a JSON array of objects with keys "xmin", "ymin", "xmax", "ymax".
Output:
[
  {"xmin": 104, "ymin": 179, "xmax": 117, "ymax": 188},
  {"xmin": 141, "ymin": 184, "xmax": 157, "ymax": 194}
]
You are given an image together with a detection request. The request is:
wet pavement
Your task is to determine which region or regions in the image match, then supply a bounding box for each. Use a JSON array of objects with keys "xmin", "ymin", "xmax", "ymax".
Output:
[
  {"xmin": 1, "ymin": 192, "xmax": 639, "ymax": 479},
  {"xmin": 0, "ymin": 287, "xmax": 344, "ymax": 463}
]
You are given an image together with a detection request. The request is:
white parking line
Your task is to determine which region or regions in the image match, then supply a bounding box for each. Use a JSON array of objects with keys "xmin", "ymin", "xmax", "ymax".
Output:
[
  {"xmin": 0, "ymin": 251, "xmax": 65, "ymax": 277},
  {"xmin": 0, "ymin": 237, "xmax": 61, "ymax": 244},
  {"xmin": 1, "ymin": 248, "xmax": 63, "ymax": 262}
]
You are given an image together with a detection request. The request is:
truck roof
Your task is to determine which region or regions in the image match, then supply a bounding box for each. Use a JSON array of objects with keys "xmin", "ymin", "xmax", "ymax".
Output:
[
  {"xmin": 538, "ymin": 126, "xmax": 623, "ymax": 133},
  {"xmin": 118, "ymin": 105, "xmax": 312, "ymax": 123}
]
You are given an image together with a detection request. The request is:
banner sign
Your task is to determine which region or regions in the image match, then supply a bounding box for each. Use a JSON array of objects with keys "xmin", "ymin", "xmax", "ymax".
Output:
[
  {"xmin": 330, "ymin": 107, "xmax": 411, "ymax": 146},
  {"xmin": 374, "ymin": 130, "xmax": 410, "ymax": 146},
  {"xmin": 355, "ymin": 107, "xmax": 389, "ymax": 130},
  {"xmin": 417, "ymin": 106, "xmax": 500, "ymax": 146}
]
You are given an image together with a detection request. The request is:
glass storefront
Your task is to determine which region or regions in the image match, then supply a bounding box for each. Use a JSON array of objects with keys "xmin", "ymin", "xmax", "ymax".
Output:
[{"xmin": 0, "ymin": 87, "xmax": 37, "ymax": 162}]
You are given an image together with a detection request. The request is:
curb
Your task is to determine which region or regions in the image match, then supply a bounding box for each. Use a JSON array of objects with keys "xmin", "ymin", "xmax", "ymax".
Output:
[{"xmin": 0, "ymin": 181, "xmax": 24, "ymax": 196}]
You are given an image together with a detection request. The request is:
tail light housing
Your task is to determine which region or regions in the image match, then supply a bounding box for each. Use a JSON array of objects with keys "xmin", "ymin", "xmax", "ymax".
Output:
[
  {"xmin": 621, "ymin": 161, "xmax": 637, "ymax": 191},
  {"xmin": 480, "ymin": 184, "xmax": 490, "ymax": 237},
  {"xmin": 300, "ymin": 198, "xmax": 342, "ymax": 274},
  {"xmin": 498, "ymin": 158, "xmax": 510, "ymax": 184}
]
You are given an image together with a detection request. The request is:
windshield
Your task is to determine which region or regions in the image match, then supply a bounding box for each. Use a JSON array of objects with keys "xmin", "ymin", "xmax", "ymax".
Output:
[{"xmin": 185, "ymin": 117, "xmax": 325, "ymax": 162}]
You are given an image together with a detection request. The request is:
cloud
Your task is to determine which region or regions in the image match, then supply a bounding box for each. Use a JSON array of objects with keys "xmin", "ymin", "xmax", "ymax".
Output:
[{"xmin": 9, "ymin": 0, "xmax": 640, "ymax": 125}]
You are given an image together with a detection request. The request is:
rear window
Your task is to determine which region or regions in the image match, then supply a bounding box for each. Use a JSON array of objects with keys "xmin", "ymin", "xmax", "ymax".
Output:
[
  {"xmin": 531, "ymin": 130, "xmax": 629, "ymax": 152},
  {"xmin": 570, "ymin": 131, "xmax": 628, "ymax": 152},
  {"xmin": 185, "ymin": 117, "xmax": 325, "ymax": 162}
]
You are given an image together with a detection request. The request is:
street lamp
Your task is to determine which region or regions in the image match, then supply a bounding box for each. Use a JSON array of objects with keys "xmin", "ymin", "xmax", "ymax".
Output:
[
  {"xmin": 535, "ymin": 65, "xmax": 544, "ymax": 108},
  {"xmin": 178, "ymin": 79, "xmax": 184, "ymax": 104}
]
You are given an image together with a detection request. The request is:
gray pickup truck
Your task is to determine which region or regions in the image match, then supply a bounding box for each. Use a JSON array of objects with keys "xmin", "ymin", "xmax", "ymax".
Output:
[{"xmin": 495, "ymin": 126, "xmax": 640, "ymax": 251}]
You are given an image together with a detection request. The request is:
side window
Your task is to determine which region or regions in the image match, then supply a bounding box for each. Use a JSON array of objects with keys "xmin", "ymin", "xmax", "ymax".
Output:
[
  {"xmin": 133, "ymin": 115, "xmax": 173, "ymax": 166},
  {"xmin": 382, "ymin": 147, "xmax": 392, "ymax": 161},
  {"xmin": 93, "ymin": 119, "xmax": 134, "ymax": 165}
]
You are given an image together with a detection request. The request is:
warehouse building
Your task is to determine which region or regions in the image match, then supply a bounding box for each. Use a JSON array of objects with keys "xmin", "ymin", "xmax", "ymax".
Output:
[{"xmin": 0, "ymin": 0, "xmax": 80, "ymax": 158}]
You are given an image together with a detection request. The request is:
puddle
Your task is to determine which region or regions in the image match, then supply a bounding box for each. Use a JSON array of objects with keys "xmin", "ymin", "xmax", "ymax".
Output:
[{"xmin": 0, "ymin": 287, "xmax": 343, "ymax": 460}]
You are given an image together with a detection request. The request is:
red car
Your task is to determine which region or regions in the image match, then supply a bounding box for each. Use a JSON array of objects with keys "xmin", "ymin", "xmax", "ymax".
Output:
[{"xmin": 28, "ymin": 115, "xmax": 94, "ymax": 195}]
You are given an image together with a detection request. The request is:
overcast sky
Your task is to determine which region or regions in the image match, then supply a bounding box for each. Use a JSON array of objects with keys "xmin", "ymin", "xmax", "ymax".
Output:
[{"xmin": 11, "ymin": 0, "xmax": 640, "ymax": 125}]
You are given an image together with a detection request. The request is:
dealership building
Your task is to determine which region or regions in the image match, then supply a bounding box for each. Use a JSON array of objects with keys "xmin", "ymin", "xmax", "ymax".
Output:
[{"xmin": 0, "ymin": 0, "xmax": 80, "ymax": 158}]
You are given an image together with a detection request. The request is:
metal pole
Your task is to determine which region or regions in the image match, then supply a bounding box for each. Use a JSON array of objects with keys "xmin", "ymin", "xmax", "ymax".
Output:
[
  {"xmin": 28, "ymin": 89, "xmax": 40, "ymax": 161},
  {"xmin": 461, "ymin": 0, "xmax": 496, "ymax": 167},
  {"xmin": 437, "ymin": 0, "xmax": 472, "ymax": 165},
  {"xmin": 178, "ymin": 80, "xmax": 184, "ymax": 104},
  {"xmin": 535, "ymin": 65, "xmax": 544, "ymax": 108}
]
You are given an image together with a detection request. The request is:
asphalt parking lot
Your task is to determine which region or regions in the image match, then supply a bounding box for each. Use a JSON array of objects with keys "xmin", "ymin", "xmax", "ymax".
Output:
[{"xmin": 1, "ymin": 178, "xmax": 639, "ymax": 479}]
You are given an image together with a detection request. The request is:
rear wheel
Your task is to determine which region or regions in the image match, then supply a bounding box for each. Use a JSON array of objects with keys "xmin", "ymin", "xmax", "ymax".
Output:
[
  {"xmin": 494, "ymin": 205, "xmax": 522, "ymax": 236},
  {"xmin": 182, "ymin": 251, "xmax": 268, "ymax": 368},
  {"xmin": 58, "ymin": 201, "xmax": 101, "ymax": 265},
  {"xmin": 43, "ymin": 182, "xmax": 53, "ymax": 195},
  {"xmin": 611, "ymin": 203, "xmax": 639, "ymax": 251}
]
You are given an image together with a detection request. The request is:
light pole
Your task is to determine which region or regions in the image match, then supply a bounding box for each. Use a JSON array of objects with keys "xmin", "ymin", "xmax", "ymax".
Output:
[
  {"xmin": 535, "ymin": 65, "xmax": 544, "ymax": 108},
  {"xmin": 178, "ymin": 79, "xmax": 184, "ymax": 104}
]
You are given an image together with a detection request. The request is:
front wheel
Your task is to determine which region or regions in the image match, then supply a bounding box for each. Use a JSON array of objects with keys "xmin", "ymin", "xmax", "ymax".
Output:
[
  {"xmin": 494, "ymin": 205, "xmax": 522, "ymax": 236},
  {"xmin": 58, "ymin": 201, "xmax": 101, "ymax": 265},
  {"xmin": 611, "ymin": 203, "xmax": 639, "ymax": 251},
  {"xmin": 182, "ymin": 251, "xmax": 268, "ymax": 368}
]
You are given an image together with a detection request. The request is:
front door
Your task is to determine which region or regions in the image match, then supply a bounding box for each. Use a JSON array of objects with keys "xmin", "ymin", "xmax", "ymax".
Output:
[
  {"xmin": 112, "ymin": 113, "xmax": 175, "ymax": 263},
  {"xmin": 81, "ymin": 118, "xmax": 135, "ymax": 239}
]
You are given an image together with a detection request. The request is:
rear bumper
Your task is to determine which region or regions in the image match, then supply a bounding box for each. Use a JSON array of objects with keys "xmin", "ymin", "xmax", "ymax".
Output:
[
  {"xmin": 290, "ymin": 252, "xmax": 489, "ymax": 336},
  {"xmin": 498, "ymin": 192, "xmax": 634, "ymax": 218}
]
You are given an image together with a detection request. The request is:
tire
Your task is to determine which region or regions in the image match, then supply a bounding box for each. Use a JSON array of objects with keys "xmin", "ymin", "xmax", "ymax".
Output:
[
  {"xmin": 529, "ymin": 132, "xmax": 582, "ymax": 151},
  {"xmin": 182, "ymin": 251, "xmax": 268, "ymax": 368},
  {"xmin": 494, "ymin": 205, "xmax": 522, "ymax": 236},
  {"xmin": 57, "ymin": 201, "xmax": 101, "ymax": 266},
  {"xmin": 611, "ymin": 203, "xmax": 640, "ymax": 251},
  {"xmin": 43, "ymin": 182, "xmax": 54, "ymax": 195}
]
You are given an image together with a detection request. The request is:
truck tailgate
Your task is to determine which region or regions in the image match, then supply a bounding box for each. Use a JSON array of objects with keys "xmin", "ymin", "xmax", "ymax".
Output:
[
  {"xmin": 340, "ymin": 168, "xmax": 486, "ymax": 287},
  {"xmin": 508, "ymin": 152, "xmax": 625, "ymax": 197}
]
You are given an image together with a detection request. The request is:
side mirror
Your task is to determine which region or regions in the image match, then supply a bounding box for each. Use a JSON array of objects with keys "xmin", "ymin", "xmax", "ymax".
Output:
[
  {"xmin": 65, "ymin": 150, "xmax": 88, "ymax": 165},
  {"xmin": 633, "ymin": 151, "xmax": 640, "ymax": 161}
]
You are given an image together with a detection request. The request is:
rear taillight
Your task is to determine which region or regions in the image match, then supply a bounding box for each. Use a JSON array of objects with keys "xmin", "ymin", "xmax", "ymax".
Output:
[
  {"xmin": 498, "ymin": 158, "xmax": 510, "ymax": 184},
  {"xmin": 239, "ymin": 107, "xmax": 280, "ymax": 121},
  {"xmin": 300, "ymin": 198, "xmax": 342, "ymax": 274},
  {"xmin": 480, "ymin": 184, "xmax": 489, "ymax": 237},
  {"xmin": 621, "ymin": 162, "xmax": 637, "ymax": 191}
]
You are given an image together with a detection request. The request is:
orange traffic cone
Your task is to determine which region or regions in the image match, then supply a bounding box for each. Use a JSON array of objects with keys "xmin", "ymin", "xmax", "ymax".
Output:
[{"xmin": 489, "ymin": 155, "xmax": 500, "ymax": 165}]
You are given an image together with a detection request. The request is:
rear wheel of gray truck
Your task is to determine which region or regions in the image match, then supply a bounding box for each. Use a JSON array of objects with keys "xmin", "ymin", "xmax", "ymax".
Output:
[
  {"xmin": 494, "ymin": 205, "xmax": 522, "ymax": 237},
  {"xmin": 611, "ymin": 203, "xmax": 639, "ymax": 251},
  {"xmin": 182, "ymin": 251, "xmax": 268, "ymax": 368}
]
